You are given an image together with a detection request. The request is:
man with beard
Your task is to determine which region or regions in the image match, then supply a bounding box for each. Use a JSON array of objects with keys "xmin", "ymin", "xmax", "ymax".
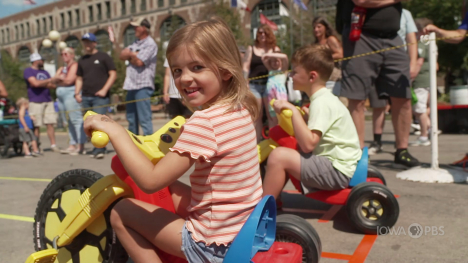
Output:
[
  {"xmin": 119, "ymin": 17, "xmax": 157, "ymax": 136},
  {"xmin": 23, "ymin": 53, "xmax": 60, "ymax": 152}
]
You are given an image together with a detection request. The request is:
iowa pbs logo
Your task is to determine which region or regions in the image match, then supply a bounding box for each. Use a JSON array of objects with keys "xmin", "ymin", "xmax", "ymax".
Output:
[{"xmin": 377, "ymin": 223, "xmax": 444, "ymax": 238}]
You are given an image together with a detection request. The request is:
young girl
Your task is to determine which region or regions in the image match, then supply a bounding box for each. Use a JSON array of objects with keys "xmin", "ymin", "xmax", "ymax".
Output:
[
  {"xmin": 83, "ymin": 18, "xmax": 262, "ymax": 263},
  {"xmin": 16, "ymin": 98, "xmax": 40, "ymax": 158},
  {"xmin": 261, "ymin": 52, "xmax": 289, "ymax": 129}
]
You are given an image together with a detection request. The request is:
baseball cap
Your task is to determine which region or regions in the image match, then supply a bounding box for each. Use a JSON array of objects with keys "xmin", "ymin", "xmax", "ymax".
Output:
[
  {"xmin": 30, "ymin": 53, "xmax": 43, "ymax": 62},
  {"xmin": 130, "ymin": 17, "xmax": 151, "ymax": 29},
  {"xmin": 81, "ymin": 32, "xmax": 97, "ymax": 42}
]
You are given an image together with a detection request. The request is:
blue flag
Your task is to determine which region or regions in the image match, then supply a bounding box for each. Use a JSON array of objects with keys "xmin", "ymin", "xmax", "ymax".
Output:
[{"xmin": 294, "ymin": 0, "xmax": 308, "ymax": 11}]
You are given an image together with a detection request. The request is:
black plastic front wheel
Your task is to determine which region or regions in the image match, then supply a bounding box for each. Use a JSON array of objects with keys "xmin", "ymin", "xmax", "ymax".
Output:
[
  {"xmin": 33, "ymin": 169, "xmax": 128, "ymax": 263},
  {"xmin": 346, "ymin": 182, "xmax": 399, "ymax": 234},
  {"xmin": 275, "ymin": 214, "xmax": 322, "ymax": 263}
]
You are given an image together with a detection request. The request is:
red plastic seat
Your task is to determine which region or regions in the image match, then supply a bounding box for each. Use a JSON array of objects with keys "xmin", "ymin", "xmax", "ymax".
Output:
[{"xmin": 252, "ymin": 242, "xmax": 302, "ymax": 263}]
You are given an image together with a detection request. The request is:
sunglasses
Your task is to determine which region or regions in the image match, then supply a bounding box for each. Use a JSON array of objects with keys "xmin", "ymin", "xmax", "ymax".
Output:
[{"xmin": 257, "ymin": 31, "xmax": 266, "ymax": 35}]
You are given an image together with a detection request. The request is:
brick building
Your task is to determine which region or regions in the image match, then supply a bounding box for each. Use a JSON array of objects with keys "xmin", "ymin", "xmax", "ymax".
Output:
[{"xmin": 0, "ymin": 0, "xmax": 305, "ymax": 64}]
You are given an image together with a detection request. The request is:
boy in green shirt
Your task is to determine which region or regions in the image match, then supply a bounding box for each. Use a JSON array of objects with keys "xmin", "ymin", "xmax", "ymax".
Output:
[{"xmin": 262, "ymin": 45, "xmax": 361, "ymax": 197}]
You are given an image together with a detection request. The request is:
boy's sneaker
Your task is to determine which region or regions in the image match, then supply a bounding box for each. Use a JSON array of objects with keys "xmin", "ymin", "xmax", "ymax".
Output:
[
  {"xmin": 394, "ymin": 150, "xmax": 421, "ymax": 169},
  {"xmin": 24, "ymin": 153, "xmax": 35, "ymax": 158},
  {"xmin": 411, "ymin": 123, "xmax": 421, "ymax": 131},
  {"xmin": 32, "ymin": 151, "xmax": 42, "ymax": 156},
  {"xmin": 368, "ymin": 141, "xmax": 382, "ymax": 155},
  {"xmin": 410, "ymin": 137, "xmax": 431, "ymax": 146},
  {"xmin": 89, "ymin": 148, "xmax": 98, "ymax": 158},
  {"xmin": 414, "ymin": 130, "xmax": 421, "ymax": 136},
  {"xmin": 95, "ymin": 152, "xmax": 105, "ymax": 159}
]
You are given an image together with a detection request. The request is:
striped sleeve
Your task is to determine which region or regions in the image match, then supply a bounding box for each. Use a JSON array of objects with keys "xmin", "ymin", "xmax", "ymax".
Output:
[{"xmin": 170, "ymin": 111, "xmax": 218, "ymax": 162}]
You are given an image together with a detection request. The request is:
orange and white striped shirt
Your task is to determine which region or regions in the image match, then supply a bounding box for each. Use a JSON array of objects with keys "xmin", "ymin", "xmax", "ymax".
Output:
[{"xmin": 170, "ymin": 104, "xmax": 263, "ymax": 246}]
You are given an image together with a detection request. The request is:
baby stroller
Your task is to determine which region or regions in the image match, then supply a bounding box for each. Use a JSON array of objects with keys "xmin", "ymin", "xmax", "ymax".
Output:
[{"xmin": 0, "ymin": 98, "xmax": 23, "ymax": 158}]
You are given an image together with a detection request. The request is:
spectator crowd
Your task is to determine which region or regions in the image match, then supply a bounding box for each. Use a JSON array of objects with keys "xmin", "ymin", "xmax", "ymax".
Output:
[{"xmin": 1, "ymin": 0, "xmax": 467, "ymax": 169}]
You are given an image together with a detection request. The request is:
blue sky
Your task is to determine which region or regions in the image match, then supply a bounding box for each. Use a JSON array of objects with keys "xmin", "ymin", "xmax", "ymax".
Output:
[{"xmin": 0, "ymin": 0, "xmax": 58, "ymax": 19}]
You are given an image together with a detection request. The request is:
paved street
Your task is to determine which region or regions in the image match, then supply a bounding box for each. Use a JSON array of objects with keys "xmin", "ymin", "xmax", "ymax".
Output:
[{"xmin": 1, "ymin": 117, "xmax": 467, "ymax": 263}]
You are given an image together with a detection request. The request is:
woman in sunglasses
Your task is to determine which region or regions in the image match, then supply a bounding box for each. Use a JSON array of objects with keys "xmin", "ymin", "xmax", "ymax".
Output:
[
  {"xmin": 53, "ymin": 47, "xmax": 86, "ymax": 155},
  {"xmin": 242, "ymin": 24, "xmax": 281, "ymax": 142}
]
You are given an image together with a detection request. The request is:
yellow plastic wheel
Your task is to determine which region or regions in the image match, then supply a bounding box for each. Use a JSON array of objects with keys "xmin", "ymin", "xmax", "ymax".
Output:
[{"xmin": 33, "ymin": 169, "xmax": 128, "ymax": 263}]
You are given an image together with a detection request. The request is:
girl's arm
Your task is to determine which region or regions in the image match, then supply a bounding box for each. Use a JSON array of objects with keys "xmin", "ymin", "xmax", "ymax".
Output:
[
  {"xmin": 18, "ymin": 105, "xmax": 29, "ymax": 132},
  {"xmin": 261, "ymin": 54, "xmax": 273, "ymax": 72},
  {"xmin": 327, "ymin": 36, "xmax": 343, "ymax": 60},
  {"xmin": 84, "ymin": 115, "xmax": 195, "ymax": 194}
]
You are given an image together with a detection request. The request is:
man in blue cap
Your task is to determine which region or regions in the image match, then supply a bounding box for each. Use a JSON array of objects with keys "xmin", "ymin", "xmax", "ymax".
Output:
[{"xmin": 75, "ymin": 32, "xmax": 117, "ymax": 159}]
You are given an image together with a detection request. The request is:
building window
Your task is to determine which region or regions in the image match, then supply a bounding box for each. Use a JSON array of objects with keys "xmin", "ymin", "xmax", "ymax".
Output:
[
  {"xmin": 123, "ymin": 25, "xmax": 136, "ymax": 47},
  {"xmin": 18, "ymin": 46, "xmax": 31, "ymax": 64},
  {"xmin": 61, "ymin": 13, "xmax": 65, "ymax": 29},
  {"xmin": 76, "ymin": 9, "xmax": 81, "ymax": 26},
  {"xmin": 121, "ymin": 0, "xmax": 126, "ymax": 16},
  {"xmin": 130, "ymin": 0, "xmax": 136, "ymax": 13},
  {"xmin": 158, "ymin": 0, "xmax": 163, "ymax": 8},
  {"xmin": 36, "ymin": 20, "xmax": 40, "ymax": 35},
  {"xmin": 49, "ymin": 16, "xmax": 53, "ymax": 31},
  {"xmin": 68, "ymin": 11, "xmax": 72, "ymax": 27},
  {"xmin": 15, "ymin": 25, "xmax": 19, "ymax": 40},
  {"xmin": 97, "ymin": 3, "xmax": 102, "ymax": 21},
  {"xmin": 181, "ymin": 0, "xmax": 187, "ymax": 3},
  {"xmin": 6, "ymin": 28, "xmax": 9, "ymax": 42},
  {"xmin": 160, "ymin": 15, "xmax": 186, "ymax": 41},
  {"xmin": 43, "ymin": 18, "xmax": 47, "ymax": 33},
  {"xmin": 251, "ymin": 0, "xmax": 282, "ymax": 38},
  {"xmin": 89, "ymin": 6, "xmax": 94, "ymax": 23},
  {"xmin": 26, "ymin": 23, "xmax": 30, "ymax": 37},
  {"xmin": 1, "ymin": 30, "xmax": 4, "ymax": 43},
  {"xmin": 95, "ymin": 30, "xmax": 112, "ymax": 53},
  {"xmin": 140, "ymin": 0, "xmax": 146, "ymax": 11},
  {"xmin": 169, "ymin": 0, "xmax": 175, "ymax": 6},
  {"xmin": 21, "ymin": 24, "xmax": 25, "ymax": 39},
  {"xmin": 106, "ymin": 1, "xmax": 111, "ymax": 19}
]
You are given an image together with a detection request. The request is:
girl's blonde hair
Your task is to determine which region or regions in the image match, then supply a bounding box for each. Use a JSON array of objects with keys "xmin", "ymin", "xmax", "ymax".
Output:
[
  {"xmin": 16, "ymin": 97, "xmax": 29, "ymax": 107},
  {"xmin": 166, "ymin": 17, "xmax": 259, "ymax": 120}
]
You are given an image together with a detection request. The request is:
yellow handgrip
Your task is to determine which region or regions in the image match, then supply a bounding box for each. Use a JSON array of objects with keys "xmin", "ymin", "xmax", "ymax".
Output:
[{"xmin": 83, "ymin": 111, "xmax": 110, "ymax": 148}]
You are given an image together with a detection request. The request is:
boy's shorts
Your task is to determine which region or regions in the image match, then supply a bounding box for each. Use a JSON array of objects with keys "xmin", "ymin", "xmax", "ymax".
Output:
[
  {"xmin": 249, "ymin": 82, "xmax": 267, "ymax": 99},
  {"xmin": 300, "ymin": 152, "xmax": 351, "ymax": 194},
  {"xmin": 413, "ymin": 87, "xmax": 429, "ymax": 114},
  {"xmin": 181, "ymin": 222, "xmax": 229, "ymax": 263},
  {"xmin": 19, "ymin": 129, "xmax": 37, "ymax": 142},
  {"xmin": 29, "ymin": 102, "xmax": 57, "ymax": 127}
]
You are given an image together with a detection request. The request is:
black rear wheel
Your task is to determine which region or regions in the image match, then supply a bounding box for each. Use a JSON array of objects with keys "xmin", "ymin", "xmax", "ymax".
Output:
[
  {"xmin": 33, "ymin": 169, "xmax": 128, "ymax": 263},
  {"xmin": 275, "ymin": 214, "xmax": 322, "ymax": 263},
  {"xmin": 346, "ymin": 182, "xmax": 399, "ymax": 234},
  {"xmin": 368, "ymin": 165, "xmax": 386, "ymax": 185}
]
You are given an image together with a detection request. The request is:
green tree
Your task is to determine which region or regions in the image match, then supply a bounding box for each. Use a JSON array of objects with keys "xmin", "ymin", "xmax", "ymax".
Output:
[
  {"xmin": 404, "ymin": 0, "xmax": 468, "ymax": 86},
  {"xmin": 199, "ymin": 0, "xmax": 249, "ymax": 47},
  {"xmin": 0, "ymin": 50, "xmax": 27, "ymax": 102}
]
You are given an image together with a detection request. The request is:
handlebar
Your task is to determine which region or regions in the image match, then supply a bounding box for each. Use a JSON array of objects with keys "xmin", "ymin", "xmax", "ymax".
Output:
[
  {"xmin": 83, "ymin": 111, "xmax": 110, "ymax": 148},
  {"xmin": 269, "ymin": 99, "xmax": 304, "ymax": 136}
]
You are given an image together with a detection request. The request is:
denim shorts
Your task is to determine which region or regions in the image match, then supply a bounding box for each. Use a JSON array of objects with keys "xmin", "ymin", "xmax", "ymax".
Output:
[
  {"xmin": 181, "ymin": 223, "xmax": 229, "ymax": 263},
  {"xmin": 249, "ymin": 82, "xmax": 267, "ymax": 98}
]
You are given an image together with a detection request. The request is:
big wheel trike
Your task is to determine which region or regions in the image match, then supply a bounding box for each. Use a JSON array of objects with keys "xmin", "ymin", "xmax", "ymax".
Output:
[
  {"xmin": 26, "ymin": 111, "xmax": 321, "ymax": 263},
  {"xmin": 258, "ymin": 100, "xmax": 399, "ymax": 234}
]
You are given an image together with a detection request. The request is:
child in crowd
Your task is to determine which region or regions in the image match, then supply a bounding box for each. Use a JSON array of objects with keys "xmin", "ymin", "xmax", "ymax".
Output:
[
  {"xmin": 410, "ymin": 18, "xmax": 435, "ymax": 147},
  {"xmin": 83, "ymin": 18, "xmax": 262, "ymax": 263},
  {"xmin": 16, "ymin": 98, "xmax": 40, "ymax": 158},
  {"xmin": 262, "ymin": 45, "xmax": 362, "ymax": 198},
  {"xmin": 262, "ymin": 52, "xmax": 289, "ymax": 129}
]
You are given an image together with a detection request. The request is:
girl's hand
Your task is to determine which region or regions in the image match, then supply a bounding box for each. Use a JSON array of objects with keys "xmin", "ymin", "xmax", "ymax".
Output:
[
  {"xmin": 272, "ymin": 100, "xmax": 295, "ymax": 114},
  {"xmin": 83, "ymin": 114, "xmax": 123, "ymax": 138},
  {"xmin": 301, "ymin": 106, "xmax": 310, "ymax": 121}
]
